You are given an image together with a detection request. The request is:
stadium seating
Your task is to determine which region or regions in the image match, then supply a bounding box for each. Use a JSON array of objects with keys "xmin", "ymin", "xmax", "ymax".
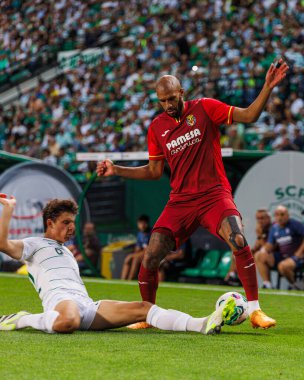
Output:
[
  {"xmin": 180, "ymin": 250, "xmax": 233, "ymax": 284},
  {"xmin": 180, "ymin": 250, "xmax": 222, "ymax": 278},
  {"xmin": 0, "ymin": 0, "xmax": 303, "ymax": 179},
  {"xmin": 201, "ymin": 251, "xmax": 232, "ymax": 279}
]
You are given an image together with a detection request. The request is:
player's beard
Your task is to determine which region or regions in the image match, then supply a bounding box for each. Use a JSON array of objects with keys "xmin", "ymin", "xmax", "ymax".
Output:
[
  {"xmin": 167, "ymin": 96, "xmax": 184, "ymax": 118},
  {"xmin": 176, "ymin": 96, "xmax": 184, "ymax": 118}
]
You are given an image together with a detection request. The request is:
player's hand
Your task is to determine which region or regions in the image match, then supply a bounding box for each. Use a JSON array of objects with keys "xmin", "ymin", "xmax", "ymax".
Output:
[
  {"xmin": 0, "ymin": 194, "xmax": 16, "ymax": 209},
  {"xmin": 96, "ymin": 159, "xmax": 115, "ymax": 177},
  {"xmin": 265, "ymin": 58, "xmax": 289, "ymax": 89}
]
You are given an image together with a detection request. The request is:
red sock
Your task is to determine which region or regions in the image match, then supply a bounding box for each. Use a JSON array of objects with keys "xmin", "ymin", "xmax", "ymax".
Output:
[
  {"xmin": 234, "ymin": 246, "xmax": 258, "ymax": 301},
  {"xmin": 138, "ymin": 264, "xmax": 159, "ymax": 304}
]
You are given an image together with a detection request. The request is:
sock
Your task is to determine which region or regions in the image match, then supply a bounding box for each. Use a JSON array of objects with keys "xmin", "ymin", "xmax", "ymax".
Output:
[
  {"xmin": 138, "ymin": 264, "xmax": 159, "ymax": 304},
  {"xmin": 248, "ymin": 301, "xmax": 260, "ymax": 315},
  {"xmin": 16, "ymin": 311, "xmax": 59, "ymax": 333},
  {"xmin": 234, "ymin": 246, "xmax": 258, "ymax": 302},
  {"xmin": 146, "ymin": 305, "xmax": 207, "ymax": 332}
]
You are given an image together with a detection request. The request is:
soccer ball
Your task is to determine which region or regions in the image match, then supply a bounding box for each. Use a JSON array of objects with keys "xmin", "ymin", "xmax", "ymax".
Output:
[{"xmin": 216, "ymin": 292, "xmax": 248, "ymax": 326}]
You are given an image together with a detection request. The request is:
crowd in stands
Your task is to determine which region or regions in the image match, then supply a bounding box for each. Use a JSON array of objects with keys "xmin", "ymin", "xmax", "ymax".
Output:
[
  {"xmin": 0, "ymin": 0, "xmax": 117, "ymax": 86},
  {"xmin": 0, "ymin": 0, "xmax": 303, "ymax": 179}
]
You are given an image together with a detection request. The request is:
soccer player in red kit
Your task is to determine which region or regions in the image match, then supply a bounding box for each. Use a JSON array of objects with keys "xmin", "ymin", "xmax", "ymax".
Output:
[{"xmin": 97, "ymin": 58, "xmax": 289, "ymax": 330}]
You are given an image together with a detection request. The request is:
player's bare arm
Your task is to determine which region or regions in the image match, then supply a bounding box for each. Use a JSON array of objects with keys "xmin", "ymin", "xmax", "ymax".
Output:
[
  {"xmin": 0, "ymin": 194, "xmax": 24, "ymax": 260},
  {"xmin": 233, "ymin": 58, "xmax": 289, "ymax": 123},
  {"xmin": 96, "ymin": 159, "xmax": 164, "ymax": 180}
]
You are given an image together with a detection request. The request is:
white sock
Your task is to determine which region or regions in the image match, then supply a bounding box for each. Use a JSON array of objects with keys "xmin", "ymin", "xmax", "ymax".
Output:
[
  {"xmin": 146, "ymin": 305, "xmax": 206, "ymax": 332},
  {"xmin": 247, "ymin": 300, "xmax": 260, "ymax": 315},
  {"xmin": 16, "ymin": 311, "xmax": 59, "ymax": 334}
]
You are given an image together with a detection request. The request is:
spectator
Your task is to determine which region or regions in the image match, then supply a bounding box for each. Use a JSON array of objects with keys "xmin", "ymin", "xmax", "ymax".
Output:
[
  {"xmin": 293, "ymin": 127, "xmax": 304, "ymax": 151},
  {"xmin": 255, "ymin": 205, "xmax": 304, "ymax": 289},
  {"xmin": 121, "ymin": 215, "xmax": 151, "ymax": 280},
  {"xmin": 68, "ymin": 222, "xmax": 101, "ymax": 270},
  {"xmin": 0, "ymin": 0, "xmax": 303, "ymax": 175},
  {"xmin": 251, "ymin": 209, "xmax": 272, "ymax": 254},
  {"xmin": 224, "ymin": 125, "xmax": 245, "ymax": 150}
]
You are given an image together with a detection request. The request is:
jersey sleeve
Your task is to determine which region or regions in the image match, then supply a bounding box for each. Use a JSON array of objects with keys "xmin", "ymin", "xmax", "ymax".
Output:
[
  {"xmin": 147, "ymin": 124, "xmax": 165, "ymax": 161},
  {"xmin": 201, "ymin": 98, "xmax": 234, "ymax": 126},
  {"xmin": 20, "ymin": 237, "xmax": 37, "ymax": 261}
]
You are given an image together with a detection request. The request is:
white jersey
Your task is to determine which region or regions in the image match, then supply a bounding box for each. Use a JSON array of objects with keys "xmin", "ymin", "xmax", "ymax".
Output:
[{"xmin": 21, "ymin": 237, "xmax": 89, "ymax": 309}]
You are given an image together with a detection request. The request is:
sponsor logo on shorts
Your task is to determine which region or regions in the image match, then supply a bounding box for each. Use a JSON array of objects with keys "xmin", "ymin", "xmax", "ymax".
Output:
[
  {"xmin": 166, "ymin": 129, "xmax": 201, "ymax": 155},
  {"xmin": 186, "ymin": 114, "xmax": 196, "ymax": 127}
]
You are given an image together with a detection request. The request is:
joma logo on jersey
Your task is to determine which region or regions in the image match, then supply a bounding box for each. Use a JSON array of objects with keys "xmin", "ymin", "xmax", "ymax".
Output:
[
  {"xmin": 166, "ymin": 129, "xmax": 201, "ymax": 151},
  {"xmin": 186, "ymin": 114, "xmax": 196, "ymax": 127}
]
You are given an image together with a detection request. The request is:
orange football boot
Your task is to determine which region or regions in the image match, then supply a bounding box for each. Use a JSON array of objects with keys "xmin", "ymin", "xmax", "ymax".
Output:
[
  {"xmin": 250, "ymin": 310, "xmax": 276, "ymax": 329},
  {"xmin": 127, "ymin": 322, "xmax": 153, "ymax": 330}
]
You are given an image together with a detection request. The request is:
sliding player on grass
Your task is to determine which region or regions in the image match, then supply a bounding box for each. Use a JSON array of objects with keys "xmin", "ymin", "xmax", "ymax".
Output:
[
  {"xmin": 0, "ymin": 195, "xmax": 236, "ymax": 334},
  {"xmin": 97, "ymin": 58, "xmax": 289, "ymax": 329}
]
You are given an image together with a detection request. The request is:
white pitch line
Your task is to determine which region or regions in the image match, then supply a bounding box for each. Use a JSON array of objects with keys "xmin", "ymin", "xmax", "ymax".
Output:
[{"xmin": 1, "ymin": 272, "xmax": 304, "ymax": 297}]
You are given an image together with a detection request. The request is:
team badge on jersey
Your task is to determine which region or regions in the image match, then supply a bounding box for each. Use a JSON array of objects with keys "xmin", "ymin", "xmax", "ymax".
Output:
[{"xmin": 186, "ymin": 114, "xmax": 196, "ymax": 127}]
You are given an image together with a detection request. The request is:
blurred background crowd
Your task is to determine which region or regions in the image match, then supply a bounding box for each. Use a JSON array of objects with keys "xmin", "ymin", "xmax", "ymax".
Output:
[{"xmin": 0, "ymin": 0, "xmax": 303, "ymax": 178}]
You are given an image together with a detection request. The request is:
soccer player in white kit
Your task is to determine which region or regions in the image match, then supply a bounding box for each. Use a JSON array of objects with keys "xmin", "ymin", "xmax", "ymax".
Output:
[{"xmin": 0, "ymin": 194, "xmax": 236, "ymax": 334}]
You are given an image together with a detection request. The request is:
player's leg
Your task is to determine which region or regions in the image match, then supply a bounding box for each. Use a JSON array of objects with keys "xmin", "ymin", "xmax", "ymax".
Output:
[
  {"xmin": 219, "ymin": 215, "xmax": 276, "ymax": 329},
  {"xmin": 138, "ymin": 201, "xmax": 198, "ymax": 306},
  {"xmin": 89, "ymin": 298, "xmax": 236, "ymax": 335},
  {"xmin": 138, "ymin": 232, "xmax": 175, "ymax": 303},
  {"xmin": 0, "ymin": 300, "xmax": 81, "ymax": 333},
  {"xmin": 278, "ymin": 258, "xmax": 296, "ymax": 285},
  {"xmin": 255, "ymin": 250, "xmax": 276, "ymax": 288},
  {"xmin": 52, "ymin": 300, "xmax": 81, "ymax": 333}
]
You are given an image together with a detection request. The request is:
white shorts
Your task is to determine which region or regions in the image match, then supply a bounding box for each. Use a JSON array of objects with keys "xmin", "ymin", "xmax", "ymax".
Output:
[{"xmin": 44, "ymin": 293, "xmax": 101, "ymax": 330}]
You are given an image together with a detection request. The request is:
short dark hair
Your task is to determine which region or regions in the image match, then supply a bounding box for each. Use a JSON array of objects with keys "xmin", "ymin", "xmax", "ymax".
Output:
[
  {"xmin": 43, "ymin": 199, "xmax": 78, "ymax": 231},
  {"xmin": 137, "ymin": 214, "xmax": 150, "ymax": 223}
]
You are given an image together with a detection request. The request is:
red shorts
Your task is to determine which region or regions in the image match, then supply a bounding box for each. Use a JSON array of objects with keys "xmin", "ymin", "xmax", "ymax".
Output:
[{"xmin": 153, "ymin": 187, "xmax": 240, "ymax": 248}]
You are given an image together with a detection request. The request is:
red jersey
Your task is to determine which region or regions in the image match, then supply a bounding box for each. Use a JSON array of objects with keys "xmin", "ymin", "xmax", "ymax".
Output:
[{"xmin": 147, "ymin": 98, "xmax": 234, "ymax": 199}]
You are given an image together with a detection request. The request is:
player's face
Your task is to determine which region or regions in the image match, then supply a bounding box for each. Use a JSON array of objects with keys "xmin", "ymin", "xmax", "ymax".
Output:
[
  {"xmin": 157, "ymin": 88, "xmax": 184, "ymax": 118},
  {"xmin": 46, "ymin": 212, "xmax": 76, "ymax": 243}
]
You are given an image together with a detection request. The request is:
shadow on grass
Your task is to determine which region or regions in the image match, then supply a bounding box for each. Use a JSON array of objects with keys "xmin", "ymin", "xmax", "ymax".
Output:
[
  {"xmin": 6, "ymin": 327, "xmax": 272, "ymax": 337},
  {"xmin": 220, "ymin": 331, "xmax": 269, "ymax": 336}
]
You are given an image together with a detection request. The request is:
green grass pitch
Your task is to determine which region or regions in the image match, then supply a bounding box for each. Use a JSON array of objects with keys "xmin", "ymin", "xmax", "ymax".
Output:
[{"xmin": 0, "ymin": 273, "xmax": 304, "ymax": 380}]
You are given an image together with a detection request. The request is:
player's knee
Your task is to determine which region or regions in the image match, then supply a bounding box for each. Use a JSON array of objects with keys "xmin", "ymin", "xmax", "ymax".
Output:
[
  {"xmin": 54, "ymin": 315, "xmax": 80, "ymax": 333},
  {"xmin": 230, "ymin": 233, "xmax": 248, "ymax": 251}
]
